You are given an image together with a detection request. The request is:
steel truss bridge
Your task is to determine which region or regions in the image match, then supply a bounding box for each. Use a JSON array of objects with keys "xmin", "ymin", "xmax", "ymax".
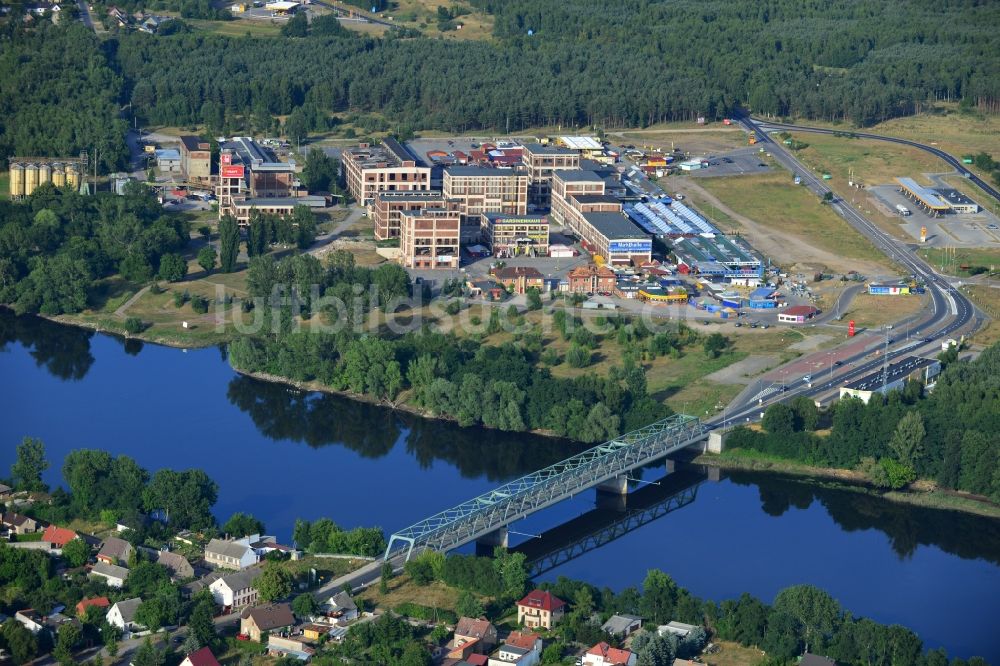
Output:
[
  {"xmin": 515, "ymin": 469, "xmax": 706, "ymax": 578},
  {"xmin": 384, "ymin": 414, "xmax": 708, "ymax": 562}
]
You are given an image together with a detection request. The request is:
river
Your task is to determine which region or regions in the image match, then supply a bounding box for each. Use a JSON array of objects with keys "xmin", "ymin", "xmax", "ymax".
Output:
[{"xmin": 2, "ymin": 310, "xmax": 998, "ymax": 660}]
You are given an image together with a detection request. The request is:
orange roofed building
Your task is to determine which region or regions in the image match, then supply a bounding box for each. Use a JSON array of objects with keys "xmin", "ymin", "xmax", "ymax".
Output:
[
  {"xmin": 583, "ymin": 642, "xmax": 637, "ymax": 666},
  {"xmin": 516, "ymin": 590, "xmax": 566, "ymax": 630},
  {"xmin": 42, "ymin": 525, "xmax": 78, "ymax": 549}
]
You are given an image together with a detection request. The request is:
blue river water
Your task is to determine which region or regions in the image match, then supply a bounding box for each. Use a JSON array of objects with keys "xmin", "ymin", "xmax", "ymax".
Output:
[{"xmin": 1, "ymin": 311, "xmax": 998, "ymax": 660}]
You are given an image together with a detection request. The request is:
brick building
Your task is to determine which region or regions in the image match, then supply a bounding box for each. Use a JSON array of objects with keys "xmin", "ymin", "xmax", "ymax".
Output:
[
  {"xmin": 341, "ymin": 138, "xmax": 431, "ymax": 207},
  {"xmin": 399, "ymin": 208, "xmax": 461, "ymax": 269}
]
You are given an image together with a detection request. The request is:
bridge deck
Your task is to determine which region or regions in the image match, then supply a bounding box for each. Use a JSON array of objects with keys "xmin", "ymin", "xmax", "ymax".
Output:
[{"xmin": 384, "ymin": 414, "xmax": 707, "ymax": 561}]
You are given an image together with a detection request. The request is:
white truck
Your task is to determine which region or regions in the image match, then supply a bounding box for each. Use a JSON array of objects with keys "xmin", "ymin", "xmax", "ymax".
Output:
[{"xmin": 896, "ymin": 204, "xmax": 911, "ymax": 216}]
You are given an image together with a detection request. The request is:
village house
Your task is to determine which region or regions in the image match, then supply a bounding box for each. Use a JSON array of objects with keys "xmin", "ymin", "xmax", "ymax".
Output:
[
  {"xmin": 1, "ymin": 512, "xmax": 39, "ymax": 535},
  {"xmin": 302, "ymin": 623, "xmax": 332, "ymax": 640},
  {"xmin": 75, "ymin": 597, "xmax": 110, "ymax": 617},
  {"xmin": 90, "ymin": 561, "xmax": 130, "ymax": 588},
  {"xmin": 268, "ymin": 635, "xmax": 316, "ymax": 661},
  {"xmin": 14, "ymin": 609, "xmax": 46, "ymax": 634},
  {"xmin": 41, "ymin": 525, "xmax": 78, "ymax": 551},
  {"xmin": 516, "ymin": 590, "xmax": 566, "ymax": 630},
  {"xmin": 600, "ymin": 614, "xmax": 642, "ymax": 638},
  {"xmin": 448, "ymin": 617, "xmax": 498, "ymax": 658},
  {"xmin": 180, "ymin": 646, "xmax": 222, "ymax": 666},
  {"xmin": 488, "ymin": 631, "xmax": 543, "ymax": 666},
  {"xmin": 97, "ymin": 537, "xmax": 134, "ymax": 566},
  {"xmin": 210, "ymin": 568, "xmax": 264, "ymax": 611},
  {"xmin": 240, "ymin": 603, "xmax": 295, "ymax": 642},
  {"xmin": 155, "ymin": 550, "xmax": 195, "ymax": 580},
  {"xmin": 322, "ymin": 590, "xmax": 358, "ymax": 622},
  {"xmin": 583, "ymin": 642, "xmax": 637, "ymax": 666},
  {"xmin": 106, "ymin": 598, "xmax": 144, "ymax": 635},
  {"xmin": 205, "ymin": 536, "xmax": 258, "ymax": 570}
]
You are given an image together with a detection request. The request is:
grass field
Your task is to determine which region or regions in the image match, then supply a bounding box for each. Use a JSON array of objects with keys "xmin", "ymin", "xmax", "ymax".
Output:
[
  {"xmin": 963, "ymin": 284, "xmax": 1000, "ymax": 347},
  {"xmin": 0, "ymin": 173, "xmax": 9, "ymax": 200},
  {"xmin": 187, "ymin": 17, "xmax": 284, "ymax": 37},
  {"xmin": 918, "ymin": 247, "xmax": 1000, "ymax": 275},
  {"xmin": 704, "ymin": 641, "xmax": 767, "ymax": 666},
  {"xmin": 840, "ymin": 292, "xmax": 928, "ymax": 330},
  {"xmin": 695, "ymin": 172, "xmax": 895, "ymax": 273},
  {"xmin": 357, "ymin": 575, "xmax": 469, "ymax": 612}
]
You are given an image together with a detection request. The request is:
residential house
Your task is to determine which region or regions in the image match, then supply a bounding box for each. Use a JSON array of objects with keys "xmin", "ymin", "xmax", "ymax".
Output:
[
  {"xmin": 657, "ymin": 621, "xmax": 698, "ymax": 639},
  {"xmin": 600, "ymin": 614, "xmax": 642, "ymax": 638},
  {"xmin": 97, "ymin": 537, "xmax": 134, "ymax": 566},
  {"xmin": 240, "ymin": 603, "xmax": 295, "ymax": 642},
  {"xmin": 1, "ymin": 512, "xmax": 39, "ymax": 535},
  {"xmin": 583, "ymin": 642, "xmax": 637, "ymax": 666},
  {"xmin": 268, "ymin": 635, "xmax": 315, "ymax": 660},
  {"xmin": 302, "ymin": 623, "xmax": 332, "ymax": 640},
  {"xmin": 322, "ymin": 590, "xmax": 358, "ymax": 622},
  {"xmin": 449, "ymin": 617, "xmax": 498, "ymax": 658},
  {"xmin": 106, "ymin": 598, "xmax": 144, "ymax": 634},
  {"xmin": 90, "ymin": 561, "xmax": 130, "ymax": 588},
  {"xmin": 488, "ymin": 631, "xmax": 542, "ymax": 666},
  {"xmin": 156, "ymin": 550, "xmax": 195, "ymax": 580},
  {"xmin": 516, "ymin": 590, "xmax": 566, "ymax": 630},
  {"xmin": 41, "ymin": 525, "xmax": 78, "ymax": 550},
  {"xmin": 180, "ymin": 646, "xmax": 222, "ymax": 666},
  {"xmin": 14, "ymin": 609, "xmax": 46, "ymax": 634},
  {"xmin": 493, "ymin": 266, "xmax": 545, "ymax": 295},
  {"xmin": 800, "ymin": 655, "xmax": 837, "ymax": 666},
  {"xmin": 467, "ymin": 279, "xmax": 506, "ymax": 301},
  {"xmin": 205, "ymin": 537, "xmax": 258, "ymax": 570},
  {"xmin": 210, "ymin": 568, "xmax": 264, "ymax": 611},
  {"xmin": 75, "ymin": 597, "xmax": 110, "ymax": 617},
  {"xmin": 44, "ymin": 612, "xmax": 79, "ymax": 634}
]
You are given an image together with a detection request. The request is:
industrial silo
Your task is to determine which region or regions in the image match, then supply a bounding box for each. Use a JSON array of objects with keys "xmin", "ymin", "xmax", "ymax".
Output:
[
  {"xmin": 9, "ymin": 162, "xmax": 25, "ymax": 198},
  {"xmin": 38, "ymin": 162, "xmax": 52, "ymax": 187},
  {"xmin": 24, "ymin": 163, "xmax": 39, "ymax": 196},
  {"xmin": 52, "ymin": 163, "xmax": 66, "ymax": 188},
  {"xmin": 65, "ymin": 163, "xmax": 79, "ymax": 190}
]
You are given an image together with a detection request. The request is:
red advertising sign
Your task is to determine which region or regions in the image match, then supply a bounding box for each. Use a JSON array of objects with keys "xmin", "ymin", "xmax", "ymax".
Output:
[
  {"xmin": 221, "ymin": 153, "xmax": 232, "ymax": 165},
  {"xmin": 848, "ymin": 320, "xmax": 856, "ymax": 337},
  {"xmin": 221, "ymin": 165, "xmax": 245, "ymax": 179}
]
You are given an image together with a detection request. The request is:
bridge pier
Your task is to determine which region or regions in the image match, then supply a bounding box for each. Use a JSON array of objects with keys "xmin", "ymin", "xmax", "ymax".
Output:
[
  {"xmin": 707, "ymin": 466, "xmax": 721, "ymax": 482},
  {"xmin": 475, "ymin": 527, "xmax": 509, "ymax": 556},
  {"xmin": 665, "ymin": 459, "xmax": 676, "ymax": 475},
  {"xmin": 707, "ymin": 431, "xmax": 727, "ymax": 454},
  {"xmin": 596, "ymin": 475, "xmax": 628, "ymax": 495}
]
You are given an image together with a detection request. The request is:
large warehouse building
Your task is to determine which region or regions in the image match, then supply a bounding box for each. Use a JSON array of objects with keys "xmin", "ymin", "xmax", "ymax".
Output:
[
  {"xmin": 673, "ymin": 235, "xmax": 763, "ymax": 281},
  {"xmin": 569, "ymin": 211, "xmax": 651, "ymax": 265},
  {"xmin": 341, "ymin": 138, "xmax": 431, "ymax": 207},
  {"xmin": 839, "ymin": 356, "xmax": 940, "ymax": 404}
]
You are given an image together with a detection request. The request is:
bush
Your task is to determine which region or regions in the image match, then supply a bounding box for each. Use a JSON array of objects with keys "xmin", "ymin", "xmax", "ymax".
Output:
[
  {"xmin": 123, "ymin": 317, "xmax": 146, "ymax": 334},
  {"xmin": 191, "ymin": 295, "xmax": 209, "ymax": 314},
  {"xmin": 445, "ymin": 300, "xmax": 461, "ymax": 316},
  {"xmin": 173, "ymin": 290, "xmax": 189, "ymax": 308},
  {"xmin": 394, "ymin": 602, "xmax": 457, "ymax": 624}
]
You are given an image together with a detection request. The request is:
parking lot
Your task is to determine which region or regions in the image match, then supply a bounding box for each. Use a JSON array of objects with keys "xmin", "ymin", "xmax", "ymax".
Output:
[
  {"xmin": 683, "ymin": 147, "xmax": 773, "ymax": 178},
  {"xmin": 406, "ymin": 137, "xmax": 526, "ymax": 167},
  {"xmin": 869, "ymin": 184, "xmax": 1000, "ymax": 247}
]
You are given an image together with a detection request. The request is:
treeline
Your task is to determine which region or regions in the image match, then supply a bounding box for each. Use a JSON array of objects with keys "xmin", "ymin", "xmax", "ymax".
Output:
[
  {"xmin": 727, "ymin": 343, "xmax": 1000, "ymax": 500},
  {"xmin": 0, "ymin": 22, "xmax": 128, "ymax": 170},
  {"xmin": 291, "ymin": 517, "xmax": 386, "ymax": 557},
  {"xmin": 106, "ymin": 0, "xmax": 999, "ymax": 134},
  {"xmin": 0, "ymin": 185, "xmax": 189, "ymax": 315}
]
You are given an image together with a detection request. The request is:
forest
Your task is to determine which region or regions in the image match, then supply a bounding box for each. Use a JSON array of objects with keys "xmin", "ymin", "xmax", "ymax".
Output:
[
  {"xmin": 0, "ymin": 184, "xmax": 189, "ymax": 315},
  {"xmin": 3, "ymin": 0, "xmax": 1000, "ymax": 171},
  {"xmin": 726, "ymin": 343, "xmax": 1000, "ymax": 501}
]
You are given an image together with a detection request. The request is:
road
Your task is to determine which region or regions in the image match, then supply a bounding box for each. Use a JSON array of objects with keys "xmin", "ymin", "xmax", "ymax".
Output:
[
  {"xmin": 750, "ymin": 117, "xmax": 1000, "ymax": 205},
  {"xmin": 309, "ymin": 0, "xmax": 397, "ymax": 28},
  {"xmin": 76, "ymin": 0, "xmax": 100, "ymax": 32},
  {"xmin": 713, "ymin": 116, "xmax": 982, "ymax": 424}
]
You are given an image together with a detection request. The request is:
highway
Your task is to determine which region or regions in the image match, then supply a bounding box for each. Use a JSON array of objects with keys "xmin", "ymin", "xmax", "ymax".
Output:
[
  {"xmin": 750, "ymin": 118, "xmax": 1000, "ymax": 205},
  {"xmin": 714, "ymin": 116, "xmax": 983, "ymax": 424}
]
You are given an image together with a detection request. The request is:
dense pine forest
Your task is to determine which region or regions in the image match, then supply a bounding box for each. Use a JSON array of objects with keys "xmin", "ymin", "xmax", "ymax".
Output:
[{"xmin": 2, "ymin": 0, "xmax": 999, "ymax": 168}]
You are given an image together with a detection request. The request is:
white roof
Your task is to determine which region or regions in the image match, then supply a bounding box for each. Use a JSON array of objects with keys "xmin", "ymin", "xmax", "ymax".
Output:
[
  {"xmin": 265, "ymin": 1, "xmax": 297, "ymax": 9},
  {"xmin": 559, "ymin": 136, "xmax": 603, "ymax": 150}
]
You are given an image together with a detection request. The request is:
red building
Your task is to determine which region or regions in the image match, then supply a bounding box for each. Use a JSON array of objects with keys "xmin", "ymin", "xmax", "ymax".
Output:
[{"xmin": 567, "ymin": 264, "xmax": 616, "ymax": 294}]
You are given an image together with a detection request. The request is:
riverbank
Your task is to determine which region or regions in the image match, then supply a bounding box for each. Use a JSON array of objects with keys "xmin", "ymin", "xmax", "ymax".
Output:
[
  {"xmin": 695, "ymin": 449, "xmax": 1000, "ymax": 519},
  {"xmin": 45, "ymin": 310, "xmax": 234, "ymax": 349}
]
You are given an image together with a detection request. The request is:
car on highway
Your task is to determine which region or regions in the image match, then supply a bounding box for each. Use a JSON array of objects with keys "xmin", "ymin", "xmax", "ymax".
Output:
[
  {"xmin": 802, "ymin": 375, "xmax": 812, "ymax": 382},
  {"xmin": 988, "ymin": 224, "xmax": 999, "ymax": 230}
]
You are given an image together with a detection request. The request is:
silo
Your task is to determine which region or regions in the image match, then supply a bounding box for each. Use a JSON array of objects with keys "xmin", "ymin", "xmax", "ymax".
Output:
[
  {"xmin": 52, "ymin": 163, "xmax": 66, "ymax": 188},
  {"xmin": 65, "ymin": 163, "xmax": 79, "ymax": 190},
  {"xmin": 38, "ymin": 162, "xmax": 52, "ymax": 186},
  {"xmin": 24, "ymin": 163, "xmax": 39, "ymax": 196},
  {"xmin": 9, "ymin": 163, "xmax": 25, "ymax": 198}
]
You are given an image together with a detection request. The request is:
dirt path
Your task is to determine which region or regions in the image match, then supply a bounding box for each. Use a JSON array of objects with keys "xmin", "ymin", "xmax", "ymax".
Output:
[
  {"xmin": 678, "ymin": 180, "xmax": 887, "ymax": 275},
  {"xmin": 114, "ymin": 285, "xmax": 151, "ymax": 317}
]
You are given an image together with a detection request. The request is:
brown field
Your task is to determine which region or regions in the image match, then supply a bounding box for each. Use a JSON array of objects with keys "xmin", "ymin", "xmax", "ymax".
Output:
[
  {"xmin": 704, "ymin": 640, "xmax": 766, "ymax": 666},
  {"xmin": 840, "ymin": 292, "xmax": 929, "ymax": 330},
  {"xmin": 963, "ymin": 284, "xmax": 1000, "ymax": 347},
  {"xmin": 690, "ymin": 173, "xmax": 896, "ymax": 275},
  {"xmin": 357, "ymin": 576, "xmax": 470, "ymax": 611}
]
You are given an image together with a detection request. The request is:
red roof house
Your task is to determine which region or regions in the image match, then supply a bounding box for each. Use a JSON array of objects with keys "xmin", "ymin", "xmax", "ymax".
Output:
[
  {"xmin": 181, "ymin": 647, "xmax": 222, "ymax": 666},
  {"xmin": 516, "ymin": 590, "xmax": 566, "ymax": 629},
  {"xmin": 75, "ymin": 597, "xmax": 110, "ymax": 616},
  {"xmin": 42, "ymin": 525, "xmax": 78, "ymax": 548},
  {"xmin": 584, "ymin": 642, "xmax": 637, "ymax": 666}
]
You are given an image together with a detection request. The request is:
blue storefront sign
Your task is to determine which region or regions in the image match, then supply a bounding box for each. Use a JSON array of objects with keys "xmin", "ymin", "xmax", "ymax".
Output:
[{"xmin": 609, "ymin": 240, "xmax": 652, "ymax": 253}]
